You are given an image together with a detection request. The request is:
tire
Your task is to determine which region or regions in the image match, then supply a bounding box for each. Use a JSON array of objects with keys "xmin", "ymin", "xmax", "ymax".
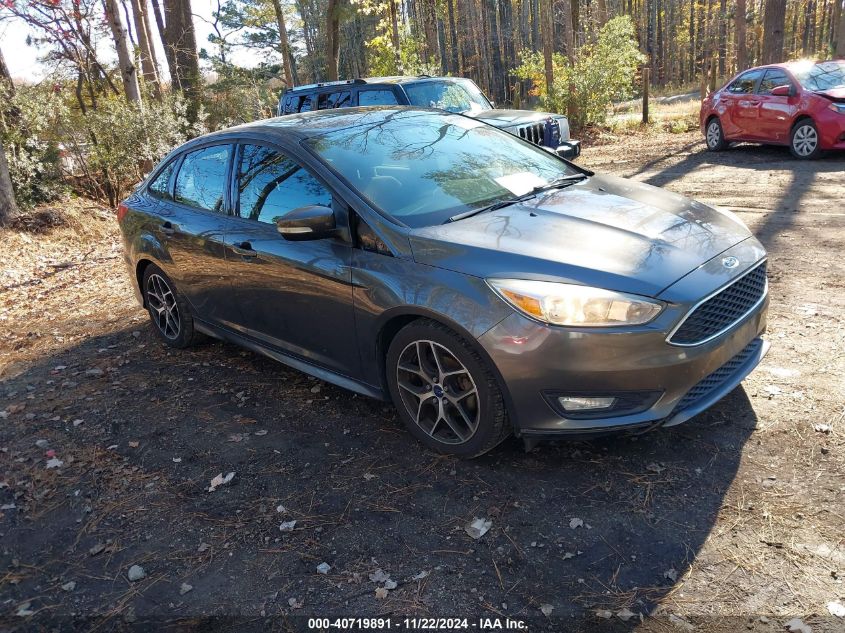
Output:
[
  {"xmin": 705, "ymin": 117, "xmax": 728, "ymax": 151},
  {"xmin": 386, "ymin": 319, "xmax": 511, "ymax": 458},
  {"xmin": 141, "ymin": 264, "xmax": 202, "ymax": 348},
  {"xmin": 789, "ymin": 119, "xmax": 822, "ymax": 159}
]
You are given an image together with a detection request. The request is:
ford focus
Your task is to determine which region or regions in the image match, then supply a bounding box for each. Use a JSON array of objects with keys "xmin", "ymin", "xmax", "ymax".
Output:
[{"xmin": 118, "ymin": 107, "xmax": 769, "ymax": 457}]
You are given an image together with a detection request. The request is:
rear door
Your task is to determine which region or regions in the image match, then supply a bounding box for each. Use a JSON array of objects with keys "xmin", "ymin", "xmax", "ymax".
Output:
[
  {"xmin": 721, "ymin": 69, "xmax": 764, "ymax": 138},
  {"xmin": 153, "ymin": 143, "xmax": 242, "ymax": 328},
  {"xmin": 224, "ymin": 142, "xmax": 359, "ymax": 376},
  {"xmin": 756, "ymin": 68, "xmax": 798, "ymax": 143}
]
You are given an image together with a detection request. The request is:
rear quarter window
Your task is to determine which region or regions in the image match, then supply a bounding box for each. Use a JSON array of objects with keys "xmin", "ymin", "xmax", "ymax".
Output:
[
  {"xmin": 358, "ymin": 89, "xmax": 399, "ymax": 106},
  {"xmin": 148, "ymin": 160, "xmax": 176, "ymax": 200}
]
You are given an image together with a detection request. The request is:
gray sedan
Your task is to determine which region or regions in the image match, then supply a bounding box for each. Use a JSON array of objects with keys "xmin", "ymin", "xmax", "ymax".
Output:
[{"xmin": 118, "ymin": 107, "xmax": 769, "ymax": 457}]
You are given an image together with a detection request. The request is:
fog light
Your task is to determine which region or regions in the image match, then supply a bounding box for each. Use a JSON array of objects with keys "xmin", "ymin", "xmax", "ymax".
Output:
[{"xmin": 557, "ymin": 396, "xmax": 617, "ymax": 412}]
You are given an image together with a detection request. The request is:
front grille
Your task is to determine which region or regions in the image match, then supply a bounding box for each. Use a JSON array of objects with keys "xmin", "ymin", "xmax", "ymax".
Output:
[
  {"xmin": 672, "ymin": 338, "xmax": 763, "ymax": 413},
  {"xmin": 518, "ymin": 122, "xmax": 545, "ymax": 145},
  {"xmin": 669, "ymin": 261, "xmax": 767, "ymax": 345}
]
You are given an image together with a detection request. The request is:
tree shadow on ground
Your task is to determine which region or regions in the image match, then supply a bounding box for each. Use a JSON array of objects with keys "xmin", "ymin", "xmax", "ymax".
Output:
[
  {"xmin": 625, "ymin": 142, "xmax": 845, "ymax": 254},
  {"xmin": 0, "ymin": 322, "xmax": 759, "ymax": 630}
]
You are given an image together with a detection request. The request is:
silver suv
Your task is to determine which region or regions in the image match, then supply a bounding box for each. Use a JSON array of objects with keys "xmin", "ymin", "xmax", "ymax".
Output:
[{"xmin": 277, "ymin": 75, "xmax": 581, "ymax": 159}]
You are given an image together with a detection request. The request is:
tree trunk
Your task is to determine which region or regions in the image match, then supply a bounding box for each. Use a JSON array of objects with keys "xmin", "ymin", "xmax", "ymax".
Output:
[
  {"xmin": 0, "ymin": 46, "xmax": 12, "ymax": 86},
  {"xmin": 271, "ymin": 0, "xmax": 296, "ymax": 87},
  {"xmin": 718, "ymin": 0, "xmax": 727, "ymax": 76},
  {"xmin": 541, "ymin": 0, "xmax": 554, "ymax": 97},
  {"xmin": 150, "ymin": 0, "xmax": 177, "ymax": 87},
  {"xmin": 162, "ymin": 0, "xmax": 201, "ymax": 121},
  {"xmin": 104, "ymin": 0, "xmax": 143, "ymax": 105},
  {"xmin": 833, "ymin": 0, "xmax": 843, "ymax": 55},
  {"xmin": 388, "ymin": 0, "xmax": 401, "ymax": 71},
  {"xmin": 596, "ymin": 0, "xmax": 608, "ymax": 26},
  {"xmin": 326, "ymin": 0, "xmax": 341, "ymax": 80},
  {"xmin": 447, "ymin": 0, "xmax": 460, "ymax": 73},
  {"xmin": 736, "ymin": 0, "xmax": 747, "ymax": 71},
  {"xmin": 837, "ymin": 0, "xmax": 845, "ymax": 57},
  {"xmin": 129, "ymin": 0, "xmax": 161, "ymax": 99},
  {"xmin": 0, "ymin": 139, "xmax": 17, "ymax": 226},
  {"xmin": 761, "ymin": 0, "xmax": 786, "ymax": 64}
]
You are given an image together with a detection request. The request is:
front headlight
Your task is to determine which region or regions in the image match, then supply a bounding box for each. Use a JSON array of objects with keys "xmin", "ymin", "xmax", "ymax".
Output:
[
  {"xmin": 827, "ymin": 102, "xmax": 845, "ymax": 114},
  {"xmin": 488, "ymin": 279, "xmax": 663, "ymax": 327}
]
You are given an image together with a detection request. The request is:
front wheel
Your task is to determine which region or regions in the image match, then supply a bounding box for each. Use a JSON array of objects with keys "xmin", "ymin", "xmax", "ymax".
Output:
[
  {"xmin": 386, "ymin": 320, "xmax": 511, "ymax": 458},
  {"xmin": 790, "ymin": 119, "xmax": 822, "ymax": 159},
  {"xmin": 705, "ymin": 118, "xmax": 728, "ymax": 151}
]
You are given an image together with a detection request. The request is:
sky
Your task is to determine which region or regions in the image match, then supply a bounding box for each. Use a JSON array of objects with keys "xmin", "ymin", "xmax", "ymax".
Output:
[{"xmin": 0, "ymin": 0, "xmax": 266, "ymax": 83}]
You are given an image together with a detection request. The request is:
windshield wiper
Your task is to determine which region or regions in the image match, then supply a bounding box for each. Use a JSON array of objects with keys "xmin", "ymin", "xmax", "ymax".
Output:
[
  {"xmin": 445, "ymin": 173, "xmax": 589, "ymax": 224},
  {"xmin": 446, "ymin": 190, "xmax": 539, "ymax": 223}
]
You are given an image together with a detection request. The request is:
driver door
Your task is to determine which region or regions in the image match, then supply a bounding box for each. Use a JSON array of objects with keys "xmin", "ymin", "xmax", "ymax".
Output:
[{"xmin": 224, "ymin": 142, "xmax": 359, "ymax": 377}]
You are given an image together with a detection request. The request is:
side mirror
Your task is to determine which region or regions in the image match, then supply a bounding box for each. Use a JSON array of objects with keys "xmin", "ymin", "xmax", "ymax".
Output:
[
  {"xmin": 276, "ymin": 205, "xmax": 337, "ymax": 241},
  {"xmin": 770, "ymin": 84, "xmax": 792, "ymax": 97}
]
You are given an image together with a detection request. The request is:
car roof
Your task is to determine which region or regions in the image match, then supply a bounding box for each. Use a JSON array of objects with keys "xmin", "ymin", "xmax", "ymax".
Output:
[{"xmin": 187, "ymin": 106, "xmax": 448, "ymax": 145}]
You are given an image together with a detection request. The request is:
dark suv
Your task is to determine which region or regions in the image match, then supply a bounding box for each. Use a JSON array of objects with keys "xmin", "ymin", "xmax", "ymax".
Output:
[{"xmin": 277, "ymin": 76, "xmax": 581, "ymax": 159}]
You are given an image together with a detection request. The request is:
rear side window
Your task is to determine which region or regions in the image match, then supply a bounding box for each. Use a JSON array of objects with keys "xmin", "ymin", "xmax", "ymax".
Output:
[
  {"xmin": 727, "ymin": 70, "xmax": 763, "ymax": 94},
  {"xmin": 299, "ymin": 95, "xmax": 313, "ymax": 112},
  {"xmin": 358, "ymin": 89, "xmax": 399, "ymax": 106},
  {"xmin": 148, "ymin": 160, "xmax": 176, "ymax": 200},
  {"xmin": 758, "ymin": 69, "xmax": 792, "ymax": 95},
  {"xmin": 327, "ymin": 91, "xmax": 352, "ymax": 108},
  {"xmin": 174, "ymin": 145, "xmax": 231, "ymax": 213},
  {"xmin": 236, "ymin": 144, "xmax": 332, "ymax": 225}
]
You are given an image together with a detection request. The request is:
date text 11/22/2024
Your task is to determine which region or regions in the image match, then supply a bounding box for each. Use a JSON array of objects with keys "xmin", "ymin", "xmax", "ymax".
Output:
[{"xmin": 307, "ymin": 618, "xmax": 529, "ymax": 630}]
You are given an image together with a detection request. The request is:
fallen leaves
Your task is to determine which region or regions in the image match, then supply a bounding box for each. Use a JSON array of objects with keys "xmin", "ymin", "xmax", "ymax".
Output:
[
  {"xmin": 569, "ymin": 517, "xmax": 584, "ymax": 529},
  {"xmin": 207, "ymin": 472, "xmax": 235, "ymax": 492},
  {"xmin": 465, "ymin": 517, "xmax": 492, "ymax": 540}
]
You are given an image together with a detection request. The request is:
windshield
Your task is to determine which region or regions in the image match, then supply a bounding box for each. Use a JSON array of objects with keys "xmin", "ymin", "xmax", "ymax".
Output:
[
  {"xmin": 403, "ymin": 79, "xmax": 492, "ymax": 114},
  {"xmin": 305, "ymin": 110, "xmax": 580, "ymax": 228},
  {"xmin": 790, "ymin": 61, "xmax": 845, "ymax": 91}
]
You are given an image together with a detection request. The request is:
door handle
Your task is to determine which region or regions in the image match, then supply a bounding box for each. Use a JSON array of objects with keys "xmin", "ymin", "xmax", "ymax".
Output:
[
  {"xmin": 232, "ymin": 241, "xmax": 258, "ymax": 258},
  {"xmin": 160, "ymin": 221, "xmax": 175, "ymax": 235}
]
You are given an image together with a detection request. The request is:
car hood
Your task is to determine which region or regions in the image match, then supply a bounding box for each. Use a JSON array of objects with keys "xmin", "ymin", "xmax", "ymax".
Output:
[
  {"xmin": 816, "ymin": 87, "xmax": 845, "ymax": 101},
  {"xmin": 464, "ymin": 109, "xmax": 560, "ymax": 127},
  {"xmin": 409, "ymin": 174, "xmax": 754, "ymax": 298}
]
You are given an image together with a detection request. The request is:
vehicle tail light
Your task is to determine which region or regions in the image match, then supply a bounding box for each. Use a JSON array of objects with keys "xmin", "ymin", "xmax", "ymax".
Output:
[{"xmin": 116, "ymin": 203, "xmax": 129, "ymax": 223}]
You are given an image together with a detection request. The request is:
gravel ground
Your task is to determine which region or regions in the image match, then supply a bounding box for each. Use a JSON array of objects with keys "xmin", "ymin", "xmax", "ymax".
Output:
[{"xmin": 1, "ymin": 133, "xmax": 843, "ymax": 632}]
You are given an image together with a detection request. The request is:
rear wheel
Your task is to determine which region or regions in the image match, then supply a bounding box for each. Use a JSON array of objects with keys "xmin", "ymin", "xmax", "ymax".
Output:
[
  {"xmin": 386, "ymin": 320, "xmax": 510, "ymax": 458},
  {"xmin": 142, "ymin": 264, "xmax": 202, "ymax": 348},
  {"xmin": 790, "ymin": 119, "xmax": 822, "ymax": 159},
  {"xmin": 705, "ymin": 117, "xmax": 728, "ymax": 151}
]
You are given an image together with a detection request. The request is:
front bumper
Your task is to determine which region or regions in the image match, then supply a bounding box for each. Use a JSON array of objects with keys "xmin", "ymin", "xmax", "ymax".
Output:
[
  {"xmin": 554, "ymin": 140, "xmax": 581, "ymax": 159},
  {"xmin": 478, "ymin": 252, "xmax": 769, "ymax": 436}
]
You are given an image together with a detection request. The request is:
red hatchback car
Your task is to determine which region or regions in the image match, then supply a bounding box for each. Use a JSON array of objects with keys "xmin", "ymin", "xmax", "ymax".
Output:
[{"xmin": 700, "ymin": 59, "xmax": 845, "ymax": 159}]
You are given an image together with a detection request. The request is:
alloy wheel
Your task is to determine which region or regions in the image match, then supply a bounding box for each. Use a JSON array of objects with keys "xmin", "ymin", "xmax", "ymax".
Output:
[
  {"xmin": 706, "ymin": 121, "xmax": 721, "ymax": 148},
  {"xmin": 395, "ymin": 340, "xmax": 480, "ymax": 445},
  {"xmin": 146, "ymin": 273, "xmax": 181, "ymax": 340},
  {"xmin": 792, "ymin": 124, "xmax": 818, "ymax": 157}
]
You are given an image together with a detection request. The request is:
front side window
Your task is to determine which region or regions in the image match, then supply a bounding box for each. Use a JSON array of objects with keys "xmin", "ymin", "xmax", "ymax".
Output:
[
  {"xmin": 404, "ymin": 79, "xmax": 491, "ymax": 114},
  {"xmin": 236, "ymin": 144, "xmax": 333, "ymax": 225},
  {"xmin": 174, "ymin": 145, "xmax": 231, "ymax": 212},
  {"xmin": 727, "ymin": 70, "xmax": 763, "ymax": 94},
  {"xmin": 758, "ymin": 69, "xmax": 792, "ymax": 95},
  {"xmin": 790, "ymin": 60, "xmax": 845, "ymax": 91},
  {"xmin": 299, "ymin": 95, "xmax": 314, "ymax": 112},
  {"xmin": 358, "ymin": 89, "xmax": 399, "ymax": 106},
  {"xmin": 305, "ymin": 110, "xmax": 580, "ymax": 228},
  {"xmin": 148, "ymin": 159, "xmax": 176, "ymax": 200}
]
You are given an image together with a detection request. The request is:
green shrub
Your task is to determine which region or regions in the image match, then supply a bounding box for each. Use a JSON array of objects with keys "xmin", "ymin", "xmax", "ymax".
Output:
[
  {"xmin": 58, "ymin": 94, "xmax": 204, "ymax": 206},
  {"xmin": 0, "ymin": 83, "xmax": 68, "ymax": 209},
  {"xmin": 514, "ymin": 16, "xmax": 646, "ymax": 130}
]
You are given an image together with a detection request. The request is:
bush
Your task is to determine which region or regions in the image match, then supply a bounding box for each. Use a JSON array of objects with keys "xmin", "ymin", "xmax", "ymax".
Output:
[
  {"xmin": 0, "ymin": 83, "xmax": 68, "ymax": 209},
  {"xmin": 58, "ymin": 94, "xmax": 204, "ymax": 206},
  {"xmin": 514, "ymin": 16, "xmax": 646, "ymax": 130}
]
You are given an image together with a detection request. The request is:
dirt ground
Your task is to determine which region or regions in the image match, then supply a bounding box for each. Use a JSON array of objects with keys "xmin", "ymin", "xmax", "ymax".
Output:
[{"xmin": 1, "ymin": 132, "xmax": 843, "ymax": 632}]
